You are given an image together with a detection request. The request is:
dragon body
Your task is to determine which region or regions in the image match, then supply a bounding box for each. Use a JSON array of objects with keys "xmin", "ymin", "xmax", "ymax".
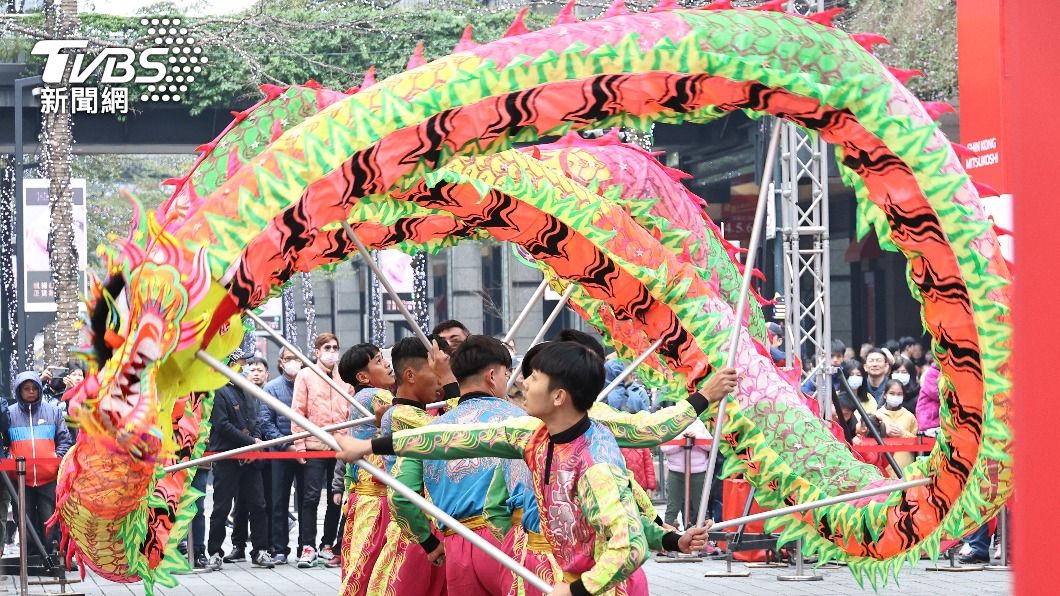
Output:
[{"xmin": 58, "ymin": 4, "xmax": 1010, "ymax": 592}]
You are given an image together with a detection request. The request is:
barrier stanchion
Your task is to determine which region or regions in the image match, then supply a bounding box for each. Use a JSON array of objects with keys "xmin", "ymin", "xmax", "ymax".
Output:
[
  {"xmin": 740, "ymin": 485, "xmax": 787, "ymax": 570},
  {"xmin": 16, "ymin": 458, "xmax": 28, "ymax": 596},
  {"xmin": 985, "ymin": 507, "xmax": 1011, "ymax": 571},
  {"xmin": 777, "ymin": 538, "xmax": 822, "ymax": 582},
  {"xmin": 703, "ymin": 483, "xmax": 752, "ymax": 578},
  {"xmin": 682, "ymin": 436, "xmax": 692, "ymax": 529}
]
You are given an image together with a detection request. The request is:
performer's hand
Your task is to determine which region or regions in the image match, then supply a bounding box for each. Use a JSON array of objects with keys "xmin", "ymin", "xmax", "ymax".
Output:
[
  {"xmin": 701, "ymin": 367, "xmax": 739, "ymax": 402},
  {"xmin": 549, "ymin": 583, "xmax": 573, "ymax": 596},
  {"xmin": 332, "ymin": 492, "xmax": 342, "ymax": 506},
  {"xmin": 427, "ymin": 542, "xmax": 445, "ymax": 566},
  {"xmin": 336, "ymin": 436, "xmax": 372, "ymax": 463},
  {"xmin": 428, "ymin": 340, "xmax": 457, "ymax": 385},
  {"xmin": 677, "ymin": 526, "xmax": 710, "ymax": 554},
  {"xmin": 661, "ymin": 522, "xmax": 678, "ymax": 532}
]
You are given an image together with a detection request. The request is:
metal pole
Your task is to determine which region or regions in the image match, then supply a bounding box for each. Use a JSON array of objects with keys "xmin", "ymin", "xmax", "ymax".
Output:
[
  {"xmin": 163, "ymin": 414, "xmax": 375, "ymax": 473},
  {"xmin": 985, "ymin": 507, "xmax": 1010, "ymax": 571},
  {"xmin": 506, "ymin": 284, "xmax": 575, "ymax": 391},
  {"xmin": 186, "ymin": 516, "xmax": 195, "ymax": 570},
  {"xmin": 683, "ymin": 436, "xmax": 692, "ymax": 529},
  {"xmin": 341, "ymin": 221, "xmax": 432, "ymax": 350},
  {"xmin": 596, "ymin": 338, "xmax": 665, "ymax": 401},
  {"xmin": 245, "ymin": 310, "xmax": 373, "ymax": 419},
  {"xmin": 836, "ymin": 371, "xmax": 903, "ymax": 478},
  {"xmin": 194, "ymin": 349, "xmax": 551, "ymax": 593},
  {"xmin": 709, "ymin": 477, "xmax": 931, "ymax": 532},
  {"xmin": 502, "ymin": 278, "xmax": 549, "ymax": 344},
  {"xmin": 16, "ymin": 458, "xmax": 28, "ymax": 596},
  {"xmin": 696, "ymin": 122, "xmax": 783, "ymax": 527}
]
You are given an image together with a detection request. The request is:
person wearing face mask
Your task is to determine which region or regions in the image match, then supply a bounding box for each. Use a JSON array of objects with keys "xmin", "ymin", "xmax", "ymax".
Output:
[
  {"xmin": 876, "ymin": 380, "xmax": 918, "ymax": 473},
  {"xmin": 290, "ymin": 333, "xmax": 354, "ymax": 569},
  {"xmin": 839, "ymin": 359, "xmax": 876, "ymax": 416},
  {"xmin": 260, "ymin": 348, "xmax": 306, "ymax": 565},
  {"xmin": 889, "ymin": 356, "xmax": 921, "ymax": 414}
]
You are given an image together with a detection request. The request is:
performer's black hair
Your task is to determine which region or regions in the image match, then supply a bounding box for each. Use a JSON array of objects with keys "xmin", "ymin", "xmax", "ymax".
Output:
[
  {"xmin": 390, "ymin": 335, "xmax": 449, "ymax": 386},
  {"xmin": 451, "ymin": 335, "xmax": 512, "ymax": 383},
  {"xmin": 529, "ymin": 342, "xmax": 604, "ymax": 412},
  {"xmin": 338, "ymin": 343, "xmax": 380, "ymax": 391},
  {"xmin": 557, "ymin": 329, "xmax": 605, "ymax": 359}
]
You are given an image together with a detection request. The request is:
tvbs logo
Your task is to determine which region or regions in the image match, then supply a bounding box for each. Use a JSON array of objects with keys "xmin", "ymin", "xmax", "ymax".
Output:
[{"xmin": 31, "ymin": 40, "xmax": 167, "ymax": 85}]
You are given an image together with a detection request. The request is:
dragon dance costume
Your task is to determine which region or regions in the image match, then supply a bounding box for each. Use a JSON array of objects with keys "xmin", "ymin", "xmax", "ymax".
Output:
[
  {"xmin": 338, "ymin": 387, "xmax": 392, "ymax": 596},
  {"xmin": 388, "ymin": 392, "xmax": 527, "ymax": 595},
  {"xmin": 365, "ymin": 386, "xmax": 459, "ymax": 596},
  {"xmin": 372, "ymin": 394, "xmax": 710, "ymax": 595}
]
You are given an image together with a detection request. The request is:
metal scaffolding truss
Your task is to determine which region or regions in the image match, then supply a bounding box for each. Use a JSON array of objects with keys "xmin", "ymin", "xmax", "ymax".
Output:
[{"xmin": 777, "ymin": 0, "xmax": 832, "ymax": 417}]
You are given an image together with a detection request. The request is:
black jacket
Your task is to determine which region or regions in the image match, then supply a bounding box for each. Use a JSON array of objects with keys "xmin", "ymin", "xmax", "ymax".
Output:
[{"xmin": 208, "ymin": 383, "xmax": 262, "ymax": 452}]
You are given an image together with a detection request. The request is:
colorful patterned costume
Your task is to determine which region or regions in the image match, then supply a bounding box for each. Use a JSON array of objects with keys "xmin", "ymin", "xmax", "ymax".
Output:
[
  {"xmin": 373, "ymin": 395, "xmax": 711, "ymax": 595},
  {"xmin": 389, "ymin": 392, "xmax": 526, "ymax": 596},
  {"xmin": 484, "ymin": 412, "xmax": 669, "ymax": 595},
  {"xmin": 337, "ymin": 387, "xmax": 392, "ymax": 596},
  {"xmin": 365, "ymin": 394, "xmax": 450, "ymax": 596}
]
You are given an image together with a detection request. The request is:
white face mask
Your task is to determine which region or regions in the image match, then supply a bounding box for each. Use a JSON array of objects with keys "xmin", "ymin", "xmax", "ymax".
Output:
[
  {"xmin": 318, "ymin": 352, "xmax": 339, "ymax": 367},
  {"xmin": 847, "ymin": 376, "xmax": 863, "ymax": 390},
  {"xmin": 885, "ymin": 394, "xmax": 904, "ymax": 409},
  {"xmin": 283, "ymin": 360, "xmax": 303, "ymax": 377},
  {"xmin": 891, "ymin": 372, "xmax": 910, "ymax": 385}
]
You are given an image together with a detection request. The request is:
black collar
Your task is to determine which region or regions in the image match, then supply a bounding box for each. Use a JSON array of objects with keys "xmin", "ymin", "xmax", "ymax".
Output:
[
  {"xmin": 458, "ymin": 391, "xmax": 496, "ymax": 405},
  {"xmin": 392, "ymin": 397, "xmax": 427, "ymax": 411},
  {"xmin": 550, "ymin": 415, "xmax": 591, "ymax": 444}
]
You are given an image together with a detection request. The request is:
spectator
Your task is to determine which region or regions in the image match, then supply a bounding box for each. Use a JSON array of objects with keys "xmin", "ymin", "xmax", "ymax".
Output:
[
  {"xmin": 876, "ymin": 380, "xmax": 918, "ymax": 472},
  {"xmin": 840, "ymin": 359, "xmax": 877, "ymax": 416},
  {"xmin": 0, "ymin": 393, "xmax": 9, "ymax": 550},
  {"xmin": 660, "ymin": 418, "xmax": 710, "ymax": 529},
  {"xmin": 603, "ymin": 360, "xmax": 650, "ymax": 413},
  {"xmin": 290, "ymin": 333, "xmax": 352, "ymax": 568},
  {"xmin": 915, "ymin": 361, "xmax": 942, "ymax": 433},
  {"xmin": 859, "ymin": 342, "xmax": 874, "ymax": 362},
  {"xmin": 229, "ymin": 357, "xmax": 272, "ymax": 562},
  {"xmin": 801, "ymin": 340, "xmax": 846, "ymax": 395},
  {"xmin": 843, "ymin": 346, "xmax": 857, "ymax": 362},
  {"xmin": 898, "ymin": 336, "xmax": 918, "ymax": 361},
  {"xmin": 863, "ymin": 349, "xmax": 890, "ymax": 404},
  {"xmin": 883, "ymin": 340, "xmax": 901, "ymax": 362},
  {"xmin": 890, "ymin": 356, "xmax": 921, "ymax": 414},
  {"xmin": 766, "ymin": 322, "xmax": 786, "ymax": 365},
  {"xmin": 431, "ymin": 320, "xmax": 470, "ymax": 351},
  {"xmin": 620, "ymin": 447, "xmax": 656, "ymax": 496},
  {"xmin": 244, "ymin": 357, "xmax": 270, "ymax": 389},
  {"xmin": 8, "ymin": 371, "xmax": 73, "ymax": 555},
  {"xmin": 205, "ymin": 351, "xmax": 275, "ymax": 571},
  {"xmin": 260, "ymin": 348, "xmax": 304, "ymax": 565}
]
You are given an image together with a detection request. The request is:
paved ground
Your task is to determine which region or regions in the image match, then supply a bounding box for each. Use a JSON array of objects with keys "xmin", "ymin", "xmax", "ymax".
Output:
[
  {"xmin": 8, "ymin": 554, "xmax": 1012, "ymax": 595},
  {"xmin": 0, "ymin": 478, "xmax": 1013, "ymax": 595}
]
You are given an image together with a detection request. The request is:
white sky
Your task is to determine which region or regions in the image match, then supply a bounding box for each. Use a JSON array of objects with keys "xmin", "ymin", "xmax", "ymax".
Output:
[{"xmin": 77, "ymin": 0, "xmax": 260, "ymax": 16}]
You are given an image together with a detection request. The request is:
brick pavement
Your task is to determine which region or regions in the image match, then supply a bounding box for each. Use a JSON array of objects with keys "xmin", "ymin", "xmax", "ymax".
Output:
[{"xmin": 8, "ymin": 551, "xmax": 1012, "ymax": 595}]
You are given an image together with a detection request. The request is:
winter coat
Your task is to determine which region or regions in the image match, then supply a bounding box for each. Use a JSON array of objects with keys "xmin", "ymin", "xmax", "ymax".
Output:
[
  {"xmin": 915, "ymin": 363, "xmax": 941, "ymax": 431},
  {"xmin": 603, "ymin": 360, "xmax": 650, "ymax": 413},
  {"xmin": 208, "ymin": 383, "xmax": 262, "ymax": 453},
  {"xmin": 620, "ymin": 447, "xmax": 657, "ymax": 491},
  {"xmin": 259, "ymin": 374, "xmax": 296, "ymax": 450},
  {"xmin": 290, "ymin": 364, "xmax": 354, "ymax": 451},
  {"xmin": 8, "ymin": 372, "xmax": 73, "ymax": 487}
]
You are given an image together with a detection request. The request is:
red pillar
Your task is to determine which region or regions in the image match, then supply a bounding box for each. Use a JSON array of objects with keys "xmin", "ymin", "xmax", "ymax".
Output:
[{"xmin": 1001, "ymin": 2, "xmax": 1060, "ymax": 594}]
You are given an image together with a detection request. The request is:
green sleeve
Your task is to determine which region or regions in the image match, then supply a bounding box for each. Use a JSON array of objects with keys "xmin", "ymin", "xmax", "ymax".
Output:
[
  {"xmin": 589, "ymin": 395, "xmax": 709, "ymax": 448},
  {"xmin": 382, "ymin": 416, "xmax": 541, "ymax": 460},
  {"xmin": 388, "ymin": 456, "xmax": 436, "ymax": 551},
  {"xmin": 483, "ymin": 465, "xmax": 513, "ymax": 540},
  {"xmin": 573, "ymin": 464, "xmax": 650, "ymax": 595},
  {"xmin": 640, "ymin": 515, "xmax": 668, "ymax": 551}
]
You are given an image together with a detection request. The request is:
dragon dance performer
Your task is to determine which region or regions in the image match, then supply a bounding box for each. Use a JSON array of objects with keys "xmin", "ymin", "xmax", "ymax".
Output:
[
  {"xmin": 366, "ymin": 337, "xmax": 457, "ymax": 596},
  {"xmin": 482, "ymin": 345, "xmax": 689, "ymax": 596},
  {"xmin": 340, "ymin": 340, "xmax": 736, "ymax": 595},
  {"xmin": 331, "ymin": 344, "xmax": 396, "ymax": 593},
  {"xmin": 383, "ymin": 336, "xmax": 529, "ymax": 595}
]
